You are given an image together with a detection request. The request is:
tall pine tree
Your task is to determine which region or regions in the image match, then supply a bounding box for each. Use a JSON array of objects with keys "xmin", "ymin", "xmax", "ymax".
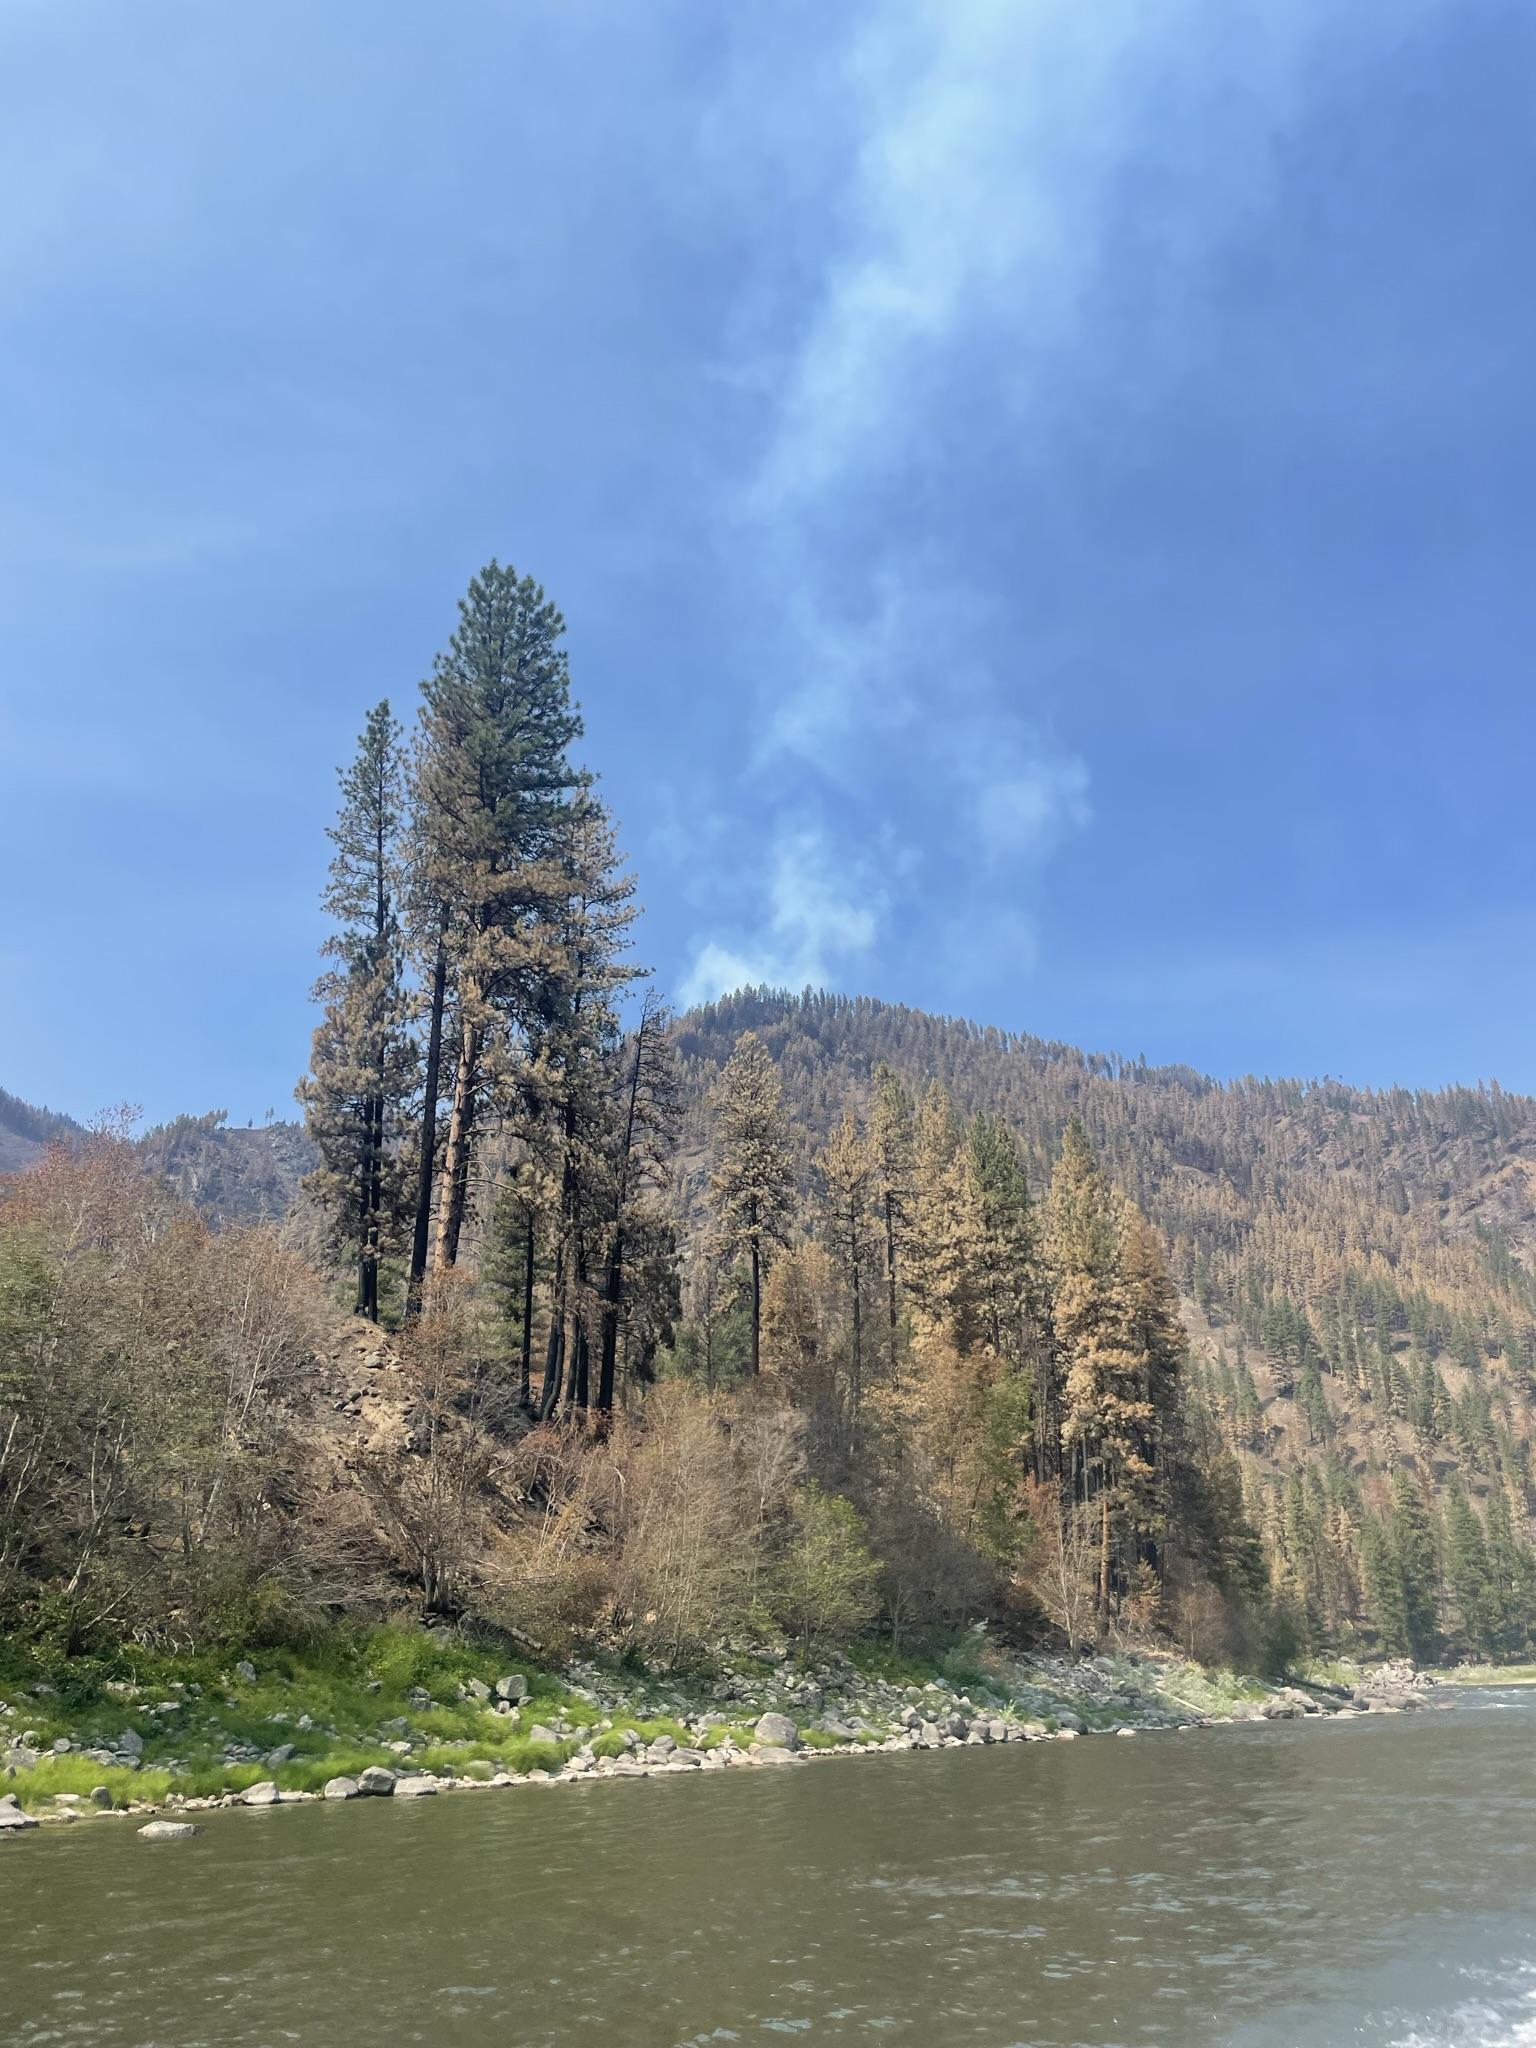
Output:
[{"xmin": 299, "ymin": 701, "xmax": 414, "ymax": 1320}]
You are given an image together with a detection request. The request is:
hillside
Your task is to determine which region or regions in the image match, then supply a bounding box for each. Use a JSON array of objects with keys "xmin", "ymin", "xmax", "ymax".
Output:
[
  {"xmin": 9, "ymin": 986, "xmax": 1536, "ymax": 1655},
  {"xmin": 0, "ymin": 1091, "xmax": 314, "ymax": 1226},
  {"xmin": 671, "ymin": 991, "xmax": 1536, "ymax": 1639},
  {"xmin": 0, "ymin": 1089, "xmax": 83, "ymax": 1176}
]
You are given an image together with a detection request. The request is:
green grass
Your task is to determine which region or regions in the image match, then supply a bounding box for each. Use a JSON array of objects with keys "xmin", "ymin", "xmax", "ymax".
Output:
[
  {"xmin": 0, "ymin": 1621, "xmax": 596, "ymax": 1805},
  {"xmin": 1428, "ymin": 1661, "xmax": 1536, "ymax": 1686},
  {"xmin": 6, "ymin": 1756, "xmax": 173, "ymax": 1810},
  {"xmin": 1294, "ymin": 1655, "xmax": 1362, "ymax": 1690},
  {"xmin": 1150, "ymin": 1664, "xmax": 1269, "ymax": 1717}
]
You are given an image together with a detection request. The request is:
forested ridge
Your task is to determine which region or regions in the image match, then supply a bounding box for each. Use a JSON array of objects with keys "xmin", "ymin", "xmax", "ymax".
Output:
[{"xmin": 5, "ymin": 562, "xmax": 1536, "ymax": 1679}]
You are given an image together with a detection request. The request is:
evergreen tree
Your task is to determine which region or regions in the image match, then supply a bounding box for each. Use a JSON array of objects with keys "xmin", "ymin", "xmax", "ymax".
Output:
[
  {"xmin": 816, "ymin": 1107, "xmax": 874, "ymax": 1443},
  {"xmin": 596, "ymin": 989, "xmax": 678, "ymax": 1415},
  {"xmin": 409, "ymin": 562, "xmax": 585, "ymax": 1296},
  {"xmin": 1361, "ymin": 1511, "xmax": 1410, "ymax": 1655},
  {"xmin": 298, "ymin": 701, "xmax": 414, "ymax": 1320},
  {"xmin": 529, "ymin": 799, "xmax": 642, "ymax": 1417},
  {"xmin": 706, "ymin": 1034, "xmax": 794, "ymax": 1377},
  {"xmin": 867, "ymin": 1064, "xmax": 914, "ymax": 1372},
  {"xmin": 904, "ymin": 1081, "xmax": 961, "ymax": 1333},
  {"xmin": 1045, "ymin": 1119, "xmax": 1146, "ymax": 1624},
  {"xmin": 1388, "ymin": 1468, "xmax": 1440, "ymax": 1662},
  {"xmin": 1443, "ymin": 1479, "xmax": 1496, "ymax": 1657}
]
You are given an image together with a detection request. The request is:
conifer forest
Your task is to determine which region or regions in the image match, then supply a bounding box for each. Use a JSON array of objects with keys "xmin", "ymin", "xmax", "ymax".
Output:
[{"xmin": 5, "ymin": 562, "xmax": 1536, "ymax": 1677}]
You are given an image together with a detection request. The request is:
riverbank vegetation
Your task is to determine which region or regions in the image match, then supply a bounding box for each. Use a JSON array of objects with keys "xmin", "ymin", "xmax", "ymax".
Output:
[{"xmin": 5, "ymin": 562, "xmax": 1536, "ymax": 1702}]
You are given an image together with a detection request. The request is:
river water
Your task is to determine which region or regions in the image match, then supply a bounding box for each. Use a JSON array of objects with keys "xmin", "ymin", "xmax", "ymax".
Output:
[{"xmin": 6, "ymin": 1688, "xmax": 1536, "ymax": 2048}]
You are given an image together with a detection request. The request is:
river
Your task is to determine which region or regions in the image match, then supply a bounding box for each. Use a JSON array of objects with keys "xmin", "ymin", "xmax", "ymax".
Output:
[{"xmin": 6, "ymin": 1688, "xmax": 1535, "ymax": 2047}]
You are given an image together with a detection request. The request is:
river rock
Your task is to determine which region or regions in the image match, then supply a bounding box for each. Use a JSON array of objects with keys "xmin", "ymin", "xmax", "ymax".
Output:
[
  {"xmin": 138, "ymin": 1820, "xmax": 199, "ymax": 1840},
  {"xmin": 0, "ymin": 1795, "xmax": 38, "ymax": 1830},
  {"xmin": 234, "ymin": 1660, "xmax": 257, "ymax": 1682},
  {"xmin": 118, "ymin": 1728, "xmax": 144, "ymax": 1757},
  {"xmin": 266, "ymin": 1743, "xmax": 297, "ymax": 1765},
  {"xmin": 464, "ymin": 1678, "xmax": 491, "ymax": 1703},
  {"xmin": 494, "ymin": 1674, "xmax": 529, "ymax": 1702},
  {"xmin": 754, "ymin": 1712, "xmax": 799, "ymax": 1750},
  {"xmin": 752, "ymin": 1745, "xmax": 798, "ymax": 1765},
  {"xmin": 240, "ymin": 1781, "xmax": 280, "ymax": 1807},
  {"xmin": 90, "ymin": 1786, "xmax": 113, "ymax": 1809},
  {"xmin": 322, "ymin": 1776, "xmax": 359, "ymax": 1801},
  {"xmin": 357, "ymin": 1766, "xmax": 398, "ymax": 1795},
  {"xmin": 528, "ymin": 1723, "xmax": 560, "ymax": 1745},
  {"xmin": 391, "ymin": 1775, "xmax": 438, "ymax": 1798}
]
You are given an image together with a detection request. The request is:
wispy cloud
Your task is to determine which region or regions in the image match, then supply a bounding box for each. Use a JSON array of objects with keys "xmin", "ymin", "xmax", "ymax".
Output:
[
  {"xmin": 674, "ymin": 0, "xmax": 1444, "ymax": 1014},
  {"xmin": 681, "ymin": 0, "xmax": 1167, "ymax": 1005},
  {"xmin": 679, "ymin": 824, "xmax": 888, "ymax": 1006}
]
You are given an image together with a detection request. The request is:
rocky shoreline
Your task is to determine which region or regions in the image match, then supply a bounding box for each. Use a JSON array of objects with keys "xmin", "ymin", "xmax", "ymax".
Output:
[{"xmin": 0, "ymin": 1646, "xmax": 1443, "ymax": 1842}]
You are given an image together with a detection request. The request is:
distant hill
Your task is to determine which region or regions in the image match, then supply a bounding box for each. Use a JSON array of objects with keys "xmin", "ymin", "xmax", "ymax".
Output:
[
  {"xmin": 132, "ymin": 1111, "xmax": 315, "ymax": 1227},
  {"xmin": 0, "ymin": 1088, "xmax": 84, "ymax": 1176},
  {"xmin": 671, "ymin": 990, "xmax": 1536, "ymax": 1616},
  {"xmin": 0, "ymin": 1089, "xmax": 314, "ymax": 1227},
  {"xmin": 13, "ymin": 984, "xmax": 1536, "ymax": 1579}
]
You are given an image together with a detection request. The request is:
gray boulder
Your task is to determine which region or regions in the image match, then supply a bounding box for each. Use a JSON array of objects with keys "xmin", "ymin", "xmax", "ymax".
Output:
[
  {"xmin": 90, "ymin": 1786, "xmax": 113, "ymax": 1809},
  {"xmin": 753, "ymin": 1745, "xmax": 798, "ymax": 1765},
  {"xmin": 753, "ymin": 1712, "xmax": 799, "ymax": 1751},
  {"xmin": 356, "ymin": 1766, "xmax": 398, "ymax": 1796},
  {"xmin": 0, "ymin": 1795, "xmax": 38, "ymax": 1831},
  {"xmin": 118, "ymin": 1728, "xmax": 144, "ymax": 1757},
  {"xmin": 240, "ymin": 1781, "xmax": 280, "ymax": 1807},
  {"xmin": 234, "ymin": 1660, "xmax": 257, "ymax": 1683},
  {"xmin": 494, "ymin": 1674, "xmax": 529, "ymax": 1703},
  {"xmin": 266, "ymin": 1743, "xmax": 297, "ymax": 1765},
  {"xmin": 322, "ymin": 1776, "xmax": 359, "ymax": 1801},
  {"xmin": 138, "ymin": 1820, "xmax": 199, "ymax": 1840},
  {"xmin": 527, "ymin": 1724, "xmax": 560, "ymax": 1745},
  {"xmin": 464, "ymin": 1678, "xmax": 491, "ymax": 1703},
  {"xmin": 391, "ymin": 1775, "xmax": 437, "ymax": 1798}
]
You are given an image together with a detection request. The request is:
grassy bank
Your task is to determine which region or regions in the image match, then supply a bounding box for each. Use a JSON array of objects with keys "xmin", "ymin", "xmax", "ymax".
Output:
[
  {"xmin": 1, "ymin": 1626, "xmax": 596, "ymax": 1811},
  {"xmin": 1425, "ymin": 1661, "xmax": 1536, "ymax": 1686},
  {"xmin": 0, "ymin": 1621, "xmax": 1434, "ymax": 1824}
]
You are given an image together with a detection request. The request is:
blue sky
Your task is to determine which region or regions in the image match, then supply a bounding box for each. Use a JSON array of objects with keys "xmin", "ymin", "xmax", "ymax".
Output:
[{"xmin": 4, "ymin": 0, "xmax": 1535, "ymax": 1125}]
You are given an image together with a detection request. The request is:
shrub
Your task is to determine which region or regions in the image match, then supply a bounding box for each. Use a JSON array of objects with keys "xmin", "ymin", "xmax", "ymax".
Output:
[{"xmin": 770, "ymin": 1483, "xmax": 880, "ymax": 1652}]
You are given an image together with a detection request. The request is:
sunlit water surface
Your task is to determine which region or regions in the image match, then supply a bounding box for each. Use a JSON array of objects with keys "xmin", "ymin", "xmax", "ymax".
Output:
[{"xmin": 6, "ymin": 1688, "xmax": 1535, "ymax": 2047}]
